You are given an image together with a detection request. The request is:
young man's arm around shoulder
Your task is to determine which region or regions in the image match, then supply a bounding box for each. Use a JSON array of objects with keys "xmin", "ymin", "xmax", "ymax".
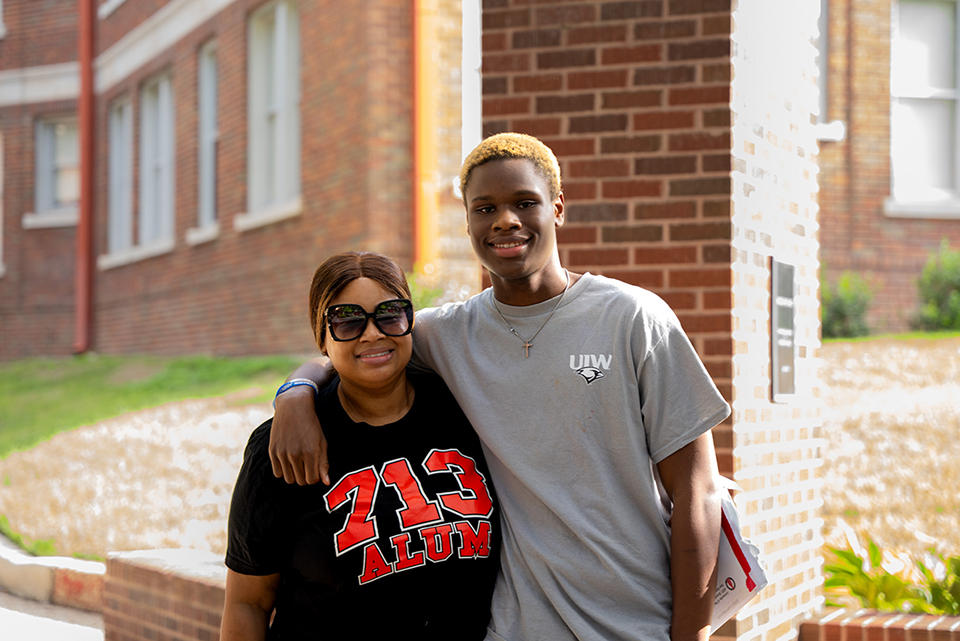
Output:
[
  {"xmin": 269, "ymin": 358, "xmax": 334, "ymax": 485},
  {"xmin": 657, "ymin": 431, "xmax": 723, "ymax": 641}
]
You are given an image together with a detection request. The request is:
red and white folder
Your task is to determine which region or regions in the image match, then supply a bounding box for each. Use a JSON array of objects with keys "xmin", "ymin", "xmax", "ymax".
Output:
[{"xmin": 711, "ymin": 477, "xmax": 768, "ymax": 632}]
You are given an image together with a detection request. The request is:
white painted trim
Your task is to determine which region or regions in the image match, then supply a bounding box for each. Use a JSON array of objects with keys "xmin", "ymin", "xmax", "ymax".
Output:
[
  {"xmin": 883, "ymin": 196, "xmax": 960, "ymax": 218},
  {"xmin": 95, "ymin": 0, "xmax": 235, "ymax": 93},
  {"xmin": 0, "ymin": 63, "xmax": 79, "ymax": 106},
  {"xmin": 21, "ymin": 208, "xmax": 79, "ymax": 228},
  {"xmin": 97, "ymin": 0, "xmax": 129, "ymax": 19},
  {"xmin": 185, "ymin": 222, "xmax": 219, "ymax": 246},
  {"xmin": 97, "ymin": 237, "xmax": 175, "ymax": 270},
  {"xmin": 814, "ymin": 120, "xmax": 845, "ymax": 142},
  {"xmin": 234, "ymin": 196, "xmax": 302, "ymax": 232}
]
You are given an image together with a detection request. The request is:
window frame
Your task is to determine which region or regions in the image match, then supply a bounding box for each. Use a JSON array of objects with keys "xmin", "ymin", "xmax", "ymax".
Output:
[
  {"xmin": 885, "ymin": 0, "xmax": 960, "ymax": 218},
  {"xmin": 187, "ymin": 40, "xmax": 220, "ymax": 246},
  {"xmin": 23, "ymin": 116, "xmax": 80, "ymax": 229},
  {"xmin": 106, "ymin": 97, "xmax": 133, "ymax": 257},
  {"xmin": 236, "ymin": 0, "xmax": 302, "ymax": 232},
  {"xmin": 138, "ymin": 72, "xmax": 175, "ymax": 247},
  {"xmin": 814, "ymin": 0, "xmax": 846, "ymax": 141}
]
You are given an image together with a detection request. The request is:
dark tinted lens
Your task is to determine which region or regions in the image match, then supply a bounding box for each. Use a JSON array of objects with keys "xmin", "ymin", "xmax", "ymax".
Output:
[
  {"xmin": 374, "ymin": 300, "xmax": 411, "ymax": 336},
  {"xmin": 329, "ymin": 305, "xmax": 367, "ymax": 340}
]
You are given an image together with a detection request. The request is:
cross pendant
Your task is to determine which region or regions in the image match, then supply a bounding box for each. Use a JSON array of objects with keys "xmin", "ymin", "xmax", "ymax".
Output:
[{"xmin": 523, "ymin": 341, "xmax": 532, "ymax": 358}]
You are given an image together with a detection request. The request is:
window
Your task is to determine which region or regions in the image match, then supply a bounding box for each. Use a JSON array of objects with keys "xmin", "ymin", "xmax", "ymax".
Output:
[
  {"xmin": 814, "ymin": 0, "xmax": 845, "ymax": 141},
  {"xmin": 771, "ymin": 259, "xmax": 796, "ymax": 402},
  {"xmin": 886, "ymin": 0, "xmax": 960, "ymax": 217},
  {"xmin": 139, "ymin": 73, "xmax": 175, "ymax": 247},
  {"xmin": 237, "ymin": 0, "xmax": 301, "ymax": 231},
  {"xmin": 23, "ymin": 118, "xmax": 80, "ymax": 228},
  {"xmin": 107, "ymin": 98, "xmax": 133, "ymax": 255},
  {"xmin": 188, "ymin": 41, "xmax": 219, "ymax": 245}
]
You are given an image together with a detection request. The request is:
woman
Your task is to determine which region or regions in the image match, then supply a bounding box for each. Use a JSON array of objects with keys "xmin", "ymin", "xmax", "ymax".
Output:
[{"xmin": 221, "ymin": 251, "xmax": 499, "ymax": 640}]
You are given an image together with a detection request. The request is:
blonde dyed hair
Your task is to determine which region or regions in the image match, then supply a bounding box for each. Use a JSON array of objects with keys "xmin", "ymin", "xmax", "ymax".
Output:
[{"xmin": 459, "ymin": 133, "xmax": 562, "ymax": 205}]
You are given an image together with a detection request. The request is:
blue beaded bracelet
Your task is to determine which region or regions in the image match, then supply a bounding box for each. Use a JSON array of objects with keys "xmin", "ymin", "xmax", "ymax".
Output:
[{"xmin": 273, "ymin": 378, "xmax": 320, "ymax": 409}]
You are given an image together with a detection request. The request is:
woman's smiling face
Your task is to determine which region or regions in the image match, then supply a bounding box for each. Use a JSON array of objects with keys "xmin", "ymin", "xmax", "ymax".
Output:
[{"xmin": 321, "ymin": 277, "xmax": 412, "ymax": 391}]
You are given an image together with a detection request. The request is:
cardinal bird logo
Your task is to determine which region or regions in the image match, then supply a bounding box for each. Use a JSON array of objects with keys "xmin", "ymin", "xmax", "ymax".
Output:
[{"xmin": 575, "ymin": 367, "xmax": 604, "ymax": 385}]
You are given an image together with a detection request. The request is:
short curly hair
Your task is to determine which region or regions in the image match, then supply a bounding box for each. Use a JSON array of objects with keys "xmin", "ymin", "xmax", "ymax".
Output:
[{"xmin": 459, "ymin": 133, "xmax": 561, "ymax": 205}]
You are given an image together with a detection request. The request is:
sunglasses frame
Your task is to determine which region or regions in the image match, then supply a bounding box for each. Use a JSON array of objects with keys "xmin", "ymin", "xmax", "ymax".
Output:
[{"xmin": 324, "ymin": 298, "xmax": 414, "ymax": 342}]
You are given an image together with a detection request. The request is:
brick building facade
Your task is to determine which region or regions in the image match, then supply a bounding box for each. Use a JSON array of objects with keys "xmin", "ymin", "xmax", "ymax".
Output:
[
  {"xmin": 818, "ymin": 0, "xmax": 960, "ymax": 332},
  {"xmin": 0, "ymin": 0, "xmax": 475, "ymax": 359},
  {"xmin": 2, "ymin": 1, "xmax": 826, "ymax": 638}
]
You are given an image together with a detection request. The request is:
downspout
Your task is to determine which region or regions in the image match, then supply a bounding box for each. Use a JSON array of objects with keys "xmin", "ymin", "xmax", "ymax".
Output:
[
  {"xmin": 74, "ymin": 0, "xmax": 95, "ymax": 353},
  {"xmin": 412, "ymin": 0, "xmax": 420, "ymax": 267},
  {"xmin": 412, "ymin": 0, "xmax": 439, "ymax": 271}
]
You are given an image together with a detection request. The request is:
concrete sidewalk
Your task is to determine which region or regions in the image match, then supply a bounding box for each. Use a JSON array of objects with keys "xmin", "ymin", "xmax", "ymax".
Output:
[
  {"xmin": 0, "ymin": 590, "xmax": 103, "ymax": 640},
  {"xmin": 0, "ymin": 533, "xmax": 104, "ymax": 638}
]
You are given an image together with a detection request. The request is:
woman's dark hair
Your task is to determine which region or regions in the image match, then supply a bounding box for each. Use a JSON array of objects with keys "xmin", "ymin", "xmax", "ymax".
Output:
[{"xmin": 308, "ymin": 251, "xmax": 412, "ymax": 352}]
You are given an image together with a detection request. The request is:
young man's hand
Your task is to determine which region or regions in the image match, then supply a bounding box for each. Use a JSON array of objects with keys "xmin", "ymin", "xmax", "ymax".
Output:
[{"xmin": 268, "ymin": 359, "xmax": 333, "ymax": 485}]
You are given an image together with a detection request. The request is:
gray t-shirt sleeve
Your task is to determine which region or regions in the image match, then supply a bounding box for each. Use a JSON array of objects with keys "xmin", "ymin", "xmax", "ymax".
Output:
[
  {"xmin": 407, "ymin": 306, "xmax": 442, "ymax": 374},
  {"xmin": 637, "ymin": 306, "xmax": 730, "ymax": 464}
]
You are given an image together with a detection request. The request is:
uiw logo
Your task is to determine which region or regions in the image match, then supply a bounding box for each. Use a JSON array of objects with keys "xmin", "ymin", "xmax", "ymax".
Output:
[{"xmin": 569, "ymin": 354, "xmax": 612, "ymax": 385}]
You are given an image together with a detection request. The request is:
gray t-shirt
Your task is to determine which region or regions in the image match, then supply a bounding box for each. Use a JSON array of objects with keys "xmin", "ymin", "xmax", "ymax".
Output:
[{"xmin": 411, "ymin": 273, "xmax": 730, "ymax": 641}]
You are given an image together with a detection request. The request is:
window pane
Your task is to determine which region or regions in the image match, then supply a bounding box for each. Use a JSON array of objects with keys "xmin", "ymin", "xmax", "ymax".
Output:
[
  {"xmin": 891, "ymin": 97, "xmax": 956, "ymax": 198},
  {"xmin": 53, "ymin": 122, "xmax": 79, "ymax": 206},
  {"xmin": 198, "ymin": 43, "xmax": 218, "ymax": 226},
  {"xmin": 54, "ymin": 123, "xmax": 78, "ymax": 165},
  {"xmin": 56, "ymin": 167, "xmax": 80, "ymax": 205},
  {"xmin": 893, "ymin": 0, "xmax": 956, "ymax": 94},
  {"xmin": 109, "ymin": 102, "xmax": 133, "ymax": 253}
]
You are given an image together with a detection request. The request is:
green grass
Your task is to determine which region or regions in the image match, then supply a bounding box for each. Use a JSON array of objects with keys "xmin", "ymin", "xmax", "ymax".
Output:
[
  {"xmin": 0, "ymin": 353, "xmax": 305, "ymax": 460},
  {"xmin": 823, "ymin": 330, "xmax": 960, "ymax": 344}
]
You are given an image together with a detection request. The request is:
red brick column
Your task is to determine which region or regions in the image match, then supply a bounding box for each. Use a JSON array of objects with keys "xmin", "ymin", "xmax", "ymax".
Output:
[{"xmin": 479, "ymin": 0, "xmax": 734, "ymax": 473}]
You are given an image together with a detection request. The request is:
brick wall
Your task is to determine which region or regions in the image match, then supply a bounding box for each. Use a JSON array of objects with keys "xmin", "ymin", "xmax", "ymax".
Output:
[
  {"xmin": 426, "ymin": 0, "xmax": 483, "ymax": 303},
  {"xmin": 0, "ymin": 0, "xmax": 80, "ymax": 359},
  {"xmin": 0, "ymin": 0, "xmax": 78, "ymax": 70},
  {"xmin": 88, "ymin": 0, "xmax": 417, "ymax": 356},
  {"xmin": 0, "ymin": 0, "xmax": 478, "ymax": 360},
  {"xmin": 479, "ymin": 0, "xmax": 736, "ymax": 482},
  {"xmin": 819, "ymin": 0, "xmax": 960, "ymax": 333},
  {"xmin": 104, "ymin": 549, "xmax": 225, "ymax": 641},
  {"xmin": 799, "ymin": 609, "xmax": 960, "ymax": 641},
  {"xmin": 0, "ymin": 97, "xmax": 80, "ymax": 359},
  {"xmin": 729, "ymin": 1, "xmax": 823, "ymax": 639}
]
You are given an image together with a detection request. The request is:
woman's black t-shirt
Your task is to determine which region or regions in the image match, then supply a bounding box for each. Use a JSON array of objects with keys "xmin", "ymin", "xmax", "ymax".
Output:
[{"xmin": 226, "ymin": 373, "xmax": 500, "ymax": 640}]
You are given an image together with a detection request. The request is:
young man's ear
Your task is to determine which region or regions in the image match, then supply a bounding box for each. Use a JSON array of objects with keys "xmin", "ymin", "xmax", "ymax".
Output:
[{"xmin": 554, "ymin": 192, "xmax": 565, "ymax": 228}]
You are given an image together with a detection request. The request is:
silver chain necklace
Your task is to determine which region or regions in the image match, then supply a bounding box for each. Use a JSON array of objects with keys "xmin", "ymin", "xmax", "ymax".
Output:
[{"xmin": 491, "ymin": 270, "xmax": 570, "ymax": 358}]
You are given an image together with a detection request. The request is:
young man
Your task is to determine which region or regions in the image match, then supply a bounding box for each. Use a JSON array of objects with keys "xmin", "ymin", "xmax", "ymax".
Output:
[{"xmin": 270, "ymin": 134, "xmax": 730, "ymax": 641}]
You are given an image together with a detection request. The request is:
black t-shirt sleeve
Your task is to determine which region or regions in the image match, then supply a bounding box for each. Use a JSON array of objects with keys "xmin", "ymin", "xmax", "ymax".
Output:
[{"xmin": 225, "ymin": 419, "xmax": 289, "ymax": 576}]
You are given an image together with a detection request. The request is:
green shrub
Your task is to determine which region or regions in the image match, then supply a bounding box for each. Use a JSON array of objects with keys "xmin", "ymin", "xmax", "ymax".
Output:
[
  {"xmin": 406, "ymin": 271, "xmax": 444, "ymax": 310},
  {"xmin": 825, "ymin": 538, "xmax": 960, "ymax": 615},
  {"xmin": 917, "ymin": 240, "xmax": 960, "ymax": 330},
  {"xmin": 822, "ymin": 270, "xmax": 874, "ymax": 338}
]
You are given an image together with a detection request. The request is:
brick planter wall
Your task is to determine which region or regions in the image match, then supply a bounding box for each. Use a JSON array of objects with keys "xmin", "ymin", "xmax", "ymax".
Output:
[
  {"xmin": 104, "ymin": 549, "xmax": 226, "ymax": 641},
  {"xmin": 799, "ymin": 609, "xmax": 960, "ymax": 641}
]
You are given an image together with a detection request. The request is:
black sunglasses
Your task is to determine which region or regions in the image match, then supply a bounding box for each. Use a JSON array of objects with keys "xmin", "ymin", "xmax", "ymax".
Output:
[{"xmin": 325, "ymin": 299, "xmax": 414, "ymax": 342}]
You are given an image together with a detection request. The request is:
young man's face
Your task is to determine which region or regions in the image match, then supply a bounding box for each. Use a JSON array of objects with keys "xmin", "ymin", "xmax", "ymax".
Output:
[{"xmin": 464, "ymin": 158, "xmax": 564, "ymax": 291}]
